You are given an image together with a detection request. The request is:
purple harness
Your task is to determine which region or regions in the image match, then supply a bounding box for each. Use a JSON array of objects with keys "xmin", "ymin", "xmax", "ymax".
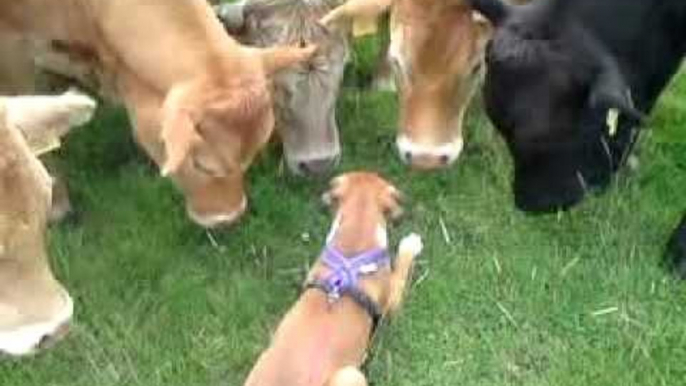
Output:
[{"xmin": 305, "ymin": 245, "xmax": 390, "ymax": 331}]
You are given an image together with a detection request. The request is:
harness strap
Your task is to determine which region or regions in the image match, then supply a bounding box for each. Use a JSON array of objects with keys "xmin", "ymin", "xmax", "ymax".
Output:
[
  {"xmin": 303, "ymin": 245, "xmax": 390, "ymax": 335},
  {"xmin": 304, "ymin": 280, "xmax": 383, "ymax": 334}
]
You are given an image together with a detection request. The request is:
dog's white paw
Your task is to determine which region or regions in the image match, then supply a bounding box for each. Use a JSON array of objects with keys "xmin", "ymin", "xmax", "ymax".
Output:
[{"xmin": 399, "ymin": 233, "xmax": 423, "ymax": 257}]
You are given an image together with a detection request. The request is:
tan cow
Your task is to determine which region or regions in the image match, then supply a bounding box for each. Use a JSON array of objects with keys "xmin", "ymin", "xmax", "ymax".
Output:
[
  {"xmin": 0, "ymin": 91, "xmax": 96, "ymax": 356},
  {"xmin": 324, "ymin": 0, "xmax": 527, "ymax": 171},
  {"xmin": 0, "ymin": 0, "xmax": 315, "ymax": 228},
  {"xmin": 323, "ymin": 0, "xmax": 490, "ymax": 170}
]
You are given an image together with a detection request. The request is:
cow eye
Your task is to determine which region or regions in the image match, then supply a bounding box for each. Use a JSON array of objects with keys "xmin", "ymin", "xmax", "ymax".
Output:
[{"xmin": 192, "ymin": 156, "xmax": 223, "ymax": 177}]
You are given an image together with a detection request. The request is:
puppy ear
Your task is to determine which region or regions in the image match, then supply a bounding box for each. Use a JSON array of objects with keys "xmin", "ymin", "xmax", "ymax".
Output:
[
  {"xmin": 160, "ymin": 86, "xmax": 202, "ymax": 177},
  {"xmin": 322, "ymin": 175, "xmax": 347, "ymax": 208},
  {"xmin": 321, "ymin": 190, "xmax": 336, "ymax": 207}
]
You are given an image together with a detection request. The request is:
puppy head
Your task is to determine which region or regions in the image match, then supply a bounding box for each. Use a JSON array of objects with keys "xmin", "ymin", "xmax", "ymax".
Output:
[{"xmin": 322, "ymin": 171, "xmax": 404, "ymax": 222}]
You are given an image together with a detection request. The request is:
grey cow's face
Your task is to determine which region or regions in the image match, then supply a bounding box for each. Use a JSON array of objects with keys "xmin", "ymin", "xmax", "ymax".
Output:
[{"xmin": 220, "ymin": 0, "xmax": 349, "ymax": 176}]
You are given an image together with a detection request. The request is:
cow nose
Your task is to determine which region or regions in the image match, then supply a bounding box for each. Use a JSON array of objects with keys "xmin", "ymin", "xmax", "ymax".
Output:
[
  {"xmin": 395, "ymin": 135, "xmax": 464, "ymax": 170},
  {"xmin": 298, "ymin": 156, "xmax": 339, "ymax": 176},
  {"xmin": 0, "ymin": 290, "xmax": 74, "ymax": 356},
  {"xmin": 187, "ymin": 196, "xmax": 247, "ymax": 229},
  {"xmin": 37, "ymin": 320, "xmax": 71, "ymax": 351}
]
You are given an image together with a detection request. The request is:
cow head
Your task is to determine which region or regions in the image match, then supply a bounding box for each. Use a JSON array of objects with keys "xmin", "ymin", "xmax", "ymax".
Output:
[
  {"xmin": 158, "ymin": 45, "xmax": 316, "ymax": 228},
  {"xmin": 216, "ymin": 0, "xmax": 349, "ymax": 176},
  {"xmin": 390, "ymin": 0, "xmax": 491, "ymax": 170},
  {"xmin": 0, "ymin": 91, "xmax": 95, "ymax": 356},
  {"xmin": 469, "ymin": 0, "xmax": 643, "ymax": 212}
]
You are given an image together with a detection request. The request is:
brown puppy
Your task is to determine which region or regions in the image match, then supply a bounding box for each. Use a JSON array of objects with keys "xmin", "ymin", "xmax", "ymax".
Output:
[{"xmin": 243, "ymin": 171, "xmax": 423, "ymax": 386}]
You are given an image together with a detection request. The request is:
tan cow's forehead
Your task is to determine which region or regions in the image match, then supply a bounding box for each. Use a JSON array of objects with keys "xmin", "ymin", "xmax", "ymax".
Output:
[{"xmin": 392, "ymin": 1, "xmax": 480, "ymax": 71}]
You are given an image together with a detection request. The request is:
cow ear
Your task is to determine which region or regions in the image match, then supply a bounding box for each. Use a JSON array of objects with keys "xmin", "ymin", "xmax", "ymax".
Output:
[
  {"xmin": 468, "ymin": 0, "xmax": 511, "ymax": 26},
  {"xmin": 319, "ymin": 0, "xmax": 392, "ymax": 36},
  {"xmin": 2, "ymin": 90, "xmax": 96, "ymax": 156},
  {"xmin": 472, "ymin": 10, "xmax": 493, "ymax": 54},
  {"xmin": 160, "ymin": 87, "xmax": 202, "ymax": 177},
  {"xmin": 589, "ymin": 69, "xmax": 644, "ymax": 124},
  {"xmin": 258, "ymin": 44, "xmax": 317, "ymax": 75},
  {"xmin": 214, "ymin": 2, "xmax": 246, "ymax": 34}
]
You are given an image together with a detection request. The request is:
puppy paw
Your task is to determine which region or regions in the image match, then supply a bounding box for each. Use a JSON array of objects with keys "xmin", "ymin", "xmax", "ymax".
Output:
[{"xmin": 399, "ymin": 233, "xmax": 423, "ymax": 257}]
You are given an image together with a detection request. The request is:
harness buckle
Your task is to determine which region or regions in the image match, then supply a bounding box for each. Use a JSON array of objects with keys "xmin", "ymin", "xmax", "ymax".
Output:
[{"xmin": 327, "ymin": 291, "xmax": 340, "ymax": 304}]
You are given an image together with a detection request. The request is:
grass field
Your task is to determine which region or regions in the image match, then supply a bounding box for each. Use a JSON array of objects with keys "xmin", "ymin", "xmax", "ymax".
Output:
[{"xmin": 1, "ymin": 36, "xmax": 685, "ymax": 386}]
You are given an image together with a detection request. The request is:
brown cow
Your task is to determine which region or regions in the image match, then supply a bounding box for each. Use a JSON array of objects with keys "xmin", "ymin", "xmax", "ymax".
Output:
[
  {"xmin": 323, "ymin": 0, "xmax": 528, "ymax": 170},
  {"xmin": 0, "ymin": 91, "xmax": 96, "ymax": 356},
  {"xmin": 323, "ymin": 0, "xmax": 490, "ymax": 170},
  {"xmin": 0, "ymin": 0, "xmax": 315, "ymax": 228}
]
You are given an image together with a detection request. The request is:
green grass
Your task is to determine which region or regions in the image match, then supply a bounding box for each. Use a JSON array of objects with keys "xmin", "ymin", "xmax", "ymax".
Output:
[{"xmin": 1, "ymin": 37, "xmax": 685, "ymax": 386}]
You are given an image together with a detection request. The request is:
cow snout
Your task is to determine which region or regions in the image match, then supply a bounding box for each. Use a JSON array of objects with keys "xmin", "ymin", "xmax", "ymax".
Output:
[
  {"xmin": 37, "ymin": 319, "xmax": 71, "ymax": 351},
  {"xmin": 396, "ymin": 135, "xmax": 463, "ymax": 170},
  {"xmin": 186, "ymin": 195, "xmax": 247, "ymax": 229},
  {"xmin": 0, "ymin": 289, "xmax": 73, "ymax": 356},
  {"xmin": 296, "ymin": 155, "xmax": 340, "ymax": 176}
]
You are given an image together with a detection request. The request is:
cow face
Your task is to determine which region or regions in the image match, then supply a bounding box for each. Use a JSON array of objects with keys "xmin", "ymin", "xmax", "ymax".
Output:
[
  {"xmin": 390, "ymin": 0, "xmax": 491, "ymax": 170},
  {"xmin": 158, "ymin": 46, "xmax": 315, "ymax": 228},
  {"xmin": 470, "ymin": 0, "xmax": 643, "ymax": 212},
  {"xmin": 217, "ymin": 0, "xmax": 349, "ymax": 176},
  {"xmin": 0, "ymin": 92, "xmax": 94, "ymax": 356},
  {"xmin": 159, "ymin": 73, "xmax": 274, "ymax": 229}
]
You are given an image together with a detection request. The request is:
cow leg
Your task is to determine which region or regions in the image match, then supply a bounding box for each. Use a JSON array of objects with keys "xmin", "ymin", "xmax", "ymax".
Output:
[
  {"xmin": 665, "ymin": 214, "xmax": 686, "ymax": 279},
  {"xmin": 370, "ymin": 17, "xmax": 395, "ymax": 92},
  {"xmin": 385, "ymin": 233, "xmax": 422, "ymax": 316},
  {"xmin": 325, "ymin": 366, "xmax": 367, "ymax": 386}
]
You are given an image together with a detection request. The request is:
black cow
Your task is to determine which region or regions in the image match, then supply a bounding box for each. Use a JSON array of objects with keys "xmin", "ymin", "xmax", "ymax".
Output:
[
  {"xmin": 666, "ymin": 214, "xmax": 686, "ymax": 279},
  {"xmin": 468, "ymin": 0, "xmax": 686, "ymax": 212}
]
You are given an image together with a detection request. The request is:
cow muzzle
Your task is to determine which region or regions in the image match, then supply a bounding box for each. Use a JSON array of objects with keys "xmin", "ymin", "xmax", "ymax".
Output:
[
  {"xmin": 0, "ymin": 288, "xmax": 73, "ymax": 357},
  {"xmin": 186, "ymin": 195, "xmax": 248, "ymax": 229},
  {"xmin": 395, "ymin": 135, "xmax": 464, "ymax": 170},
  {"xmin": 287, "ymin": 153, "xmax": 340, "ymax": 177}
]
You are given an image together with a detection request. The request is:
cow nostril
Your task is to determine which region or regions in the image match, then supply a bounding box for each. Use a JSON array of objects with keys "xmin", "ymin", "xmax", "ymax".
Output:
[
  {"xmin": 440, "ymin": 154, "xmax": 450, "ymax": 165},
  {"xmin": 38, "ymin": 333, "xmax": 53, "ymax": 349},
  {"xmin": 301, "ymin": 158, "xmax": 337, "ymax": 176},
  {"xmin": 298, "ymin": 161, "xmax": 308, "ymax": 173}
]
